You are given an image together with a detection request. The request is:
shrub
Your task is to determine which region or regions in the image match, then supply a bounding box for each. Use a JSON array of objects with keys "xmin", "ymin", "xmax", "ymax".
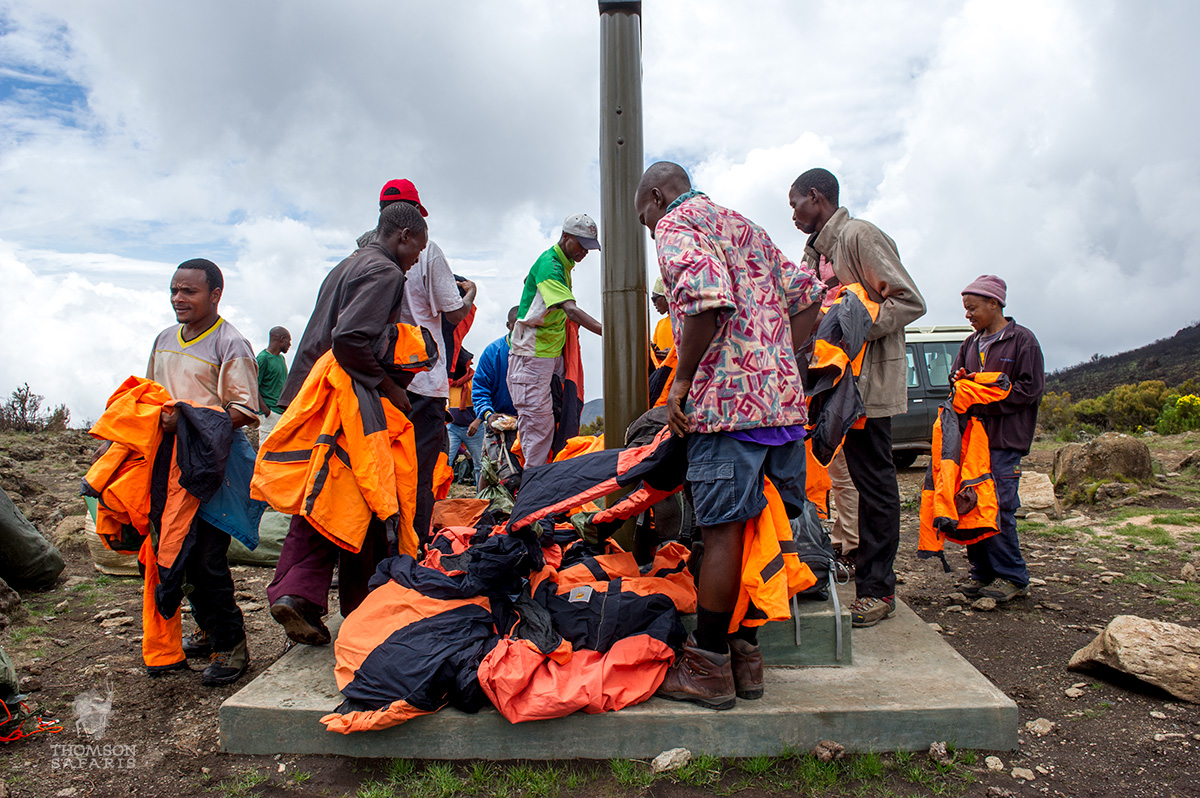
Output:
[
  {"xmin": 1156, "ymin": 394, "xmax": 1200, "ymax": 435},
  {"xmin": 1039, "ymin": 391, "xmax": 1075, "ymax": 432},
  {"xmin": 0, "ymin": 383, "xmax": 70, "ymax": 432}
]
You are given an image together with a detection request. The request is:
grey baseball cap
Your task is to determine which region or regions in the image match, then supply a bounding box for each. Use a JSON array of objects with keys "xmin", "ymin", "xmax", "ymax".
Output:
[{"xmin": 562, "ymin": 213, "xmax": 601, "ymax": 250}]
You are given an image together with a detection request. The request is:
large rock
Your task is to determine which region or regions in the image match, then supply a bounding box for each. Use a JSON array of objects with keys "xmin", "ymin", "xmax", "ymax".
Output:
[
  {"xmin": 1068, "ymin": 615, "xmax": 1200, "ymax": 703},
  {"xmin": 1017, "ymin": 471, "xmax": 1061, "ymax": 519},
  {"xmin": 1052, "ymin": 433, "xmax": 1153, "ymax": 497}
]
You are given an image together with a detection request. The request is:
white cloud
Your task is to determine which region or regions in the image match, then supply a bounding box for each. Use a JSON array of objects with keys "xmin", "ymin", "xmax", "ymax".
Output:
[{"xmin": 2, "ymin": 0, "xmax": 1200, "ymax": 424}]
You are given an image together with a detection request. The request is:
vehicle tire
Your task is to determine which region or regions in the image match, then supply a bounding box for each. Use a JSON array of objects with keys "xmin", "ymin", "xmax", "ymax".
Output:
[{"xmin": 891, "ymin": 450, "xmax": 920, "ymax": 470}]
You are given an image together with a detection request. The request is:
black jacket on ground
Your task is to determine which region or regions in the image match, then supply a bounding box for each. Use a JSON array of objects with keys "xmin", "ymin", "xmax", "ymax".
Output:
[{"xmin": 951, "ymin": 319, "xmax": 1044, "ymax": 454}]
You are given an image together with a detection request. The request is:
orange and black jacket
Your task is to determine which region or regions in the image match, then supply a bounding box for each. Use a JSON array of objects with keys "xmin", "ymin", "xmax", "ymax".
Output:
[
  {"xmin": 918, "ymin": 372, "xmax": 1013, "ymax": 569},
  {"xmin": 950, "ymin": 320, "xmax": 1045, "ymax": 454},
  {"xmin": 252, "ymin": 323, "xmax": 437, "ymax": 558},
  {"xmin": 83, "ymin": 376, "xmax": 244, "ymax": 669},
  {"xmin": 804, "ymin": 283, "xmax": 881, "ymax": 466}
]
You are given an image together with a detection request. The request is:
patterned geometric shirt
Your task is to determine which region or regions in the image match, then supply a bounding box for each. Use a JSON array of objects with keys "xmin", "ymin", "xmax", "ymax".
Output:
[{"xmin": 654, "ymin": 193, "xmax": 823, "ymax": 434}]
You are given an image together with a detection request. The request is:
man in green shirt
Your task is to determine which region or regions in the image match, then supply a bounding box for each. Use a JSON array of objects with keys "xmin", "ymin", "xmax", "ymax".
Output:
[
  {"xmin": 508, "ymin": 214, "xmax": 603, "ymax": 467},
  {"xmin": 256, "ymin": 326, "xmax": 291, "ymax": 437}
]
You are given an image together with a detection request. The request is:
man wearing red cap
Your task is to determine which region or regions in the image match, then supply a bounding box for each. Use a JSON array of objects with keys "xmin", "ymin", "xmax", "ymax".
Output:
[
  {"xmin": 952, "ymin": 274, "xmax": 1044, "ymax": 604},
  {"xmin": 508, "ymin": 213, "xmax": 603, "ymax": 468},
  {"xmin": 359, "ymin": 180, "xmax": 477, "ymax": 544}
]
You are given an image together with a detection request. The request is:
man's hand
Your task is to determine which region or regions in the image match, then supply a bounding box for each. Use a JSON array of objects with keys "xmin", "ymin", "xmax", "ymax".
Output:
[
  {"xmin": 666, "ymin": 377, "xmax": 693, "ymax": 437},
  {"xmin": 380, "ymin": 380, "xmax": 412, "ymax": 415},
  {"xmin": 160, "ymin": 406, "xmax": 178, "ymax": 433},
  {"xmin": 467, "ymin": 418, "xmax": 481, "ymax": 436},
  {"xmin": 90, "ymin": 440, "xmax": 112, "ymax": 465},
  {"xmin": 951, "ymin": 367, "xmax": 970, "ymax": 384}
]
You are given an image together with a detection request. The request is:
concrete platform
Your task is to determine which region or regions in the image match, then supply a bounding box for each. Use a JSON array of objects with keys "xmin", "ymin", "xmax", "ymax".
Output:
[
  {"xmin": 683, "ymin": 591, "xmax": 852, "ymax": 667},
  {"xmin": 221, "ymin": 586, "xmax": 1017, "ymax": 758}
]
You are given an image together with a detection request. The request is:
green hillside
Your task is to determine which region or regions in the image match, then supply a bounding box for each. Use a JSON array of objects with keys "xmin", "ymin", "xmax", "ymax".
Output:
[{"xmin": 1047, "ymin": 322, "xmax": 1200, "ymax": 399}]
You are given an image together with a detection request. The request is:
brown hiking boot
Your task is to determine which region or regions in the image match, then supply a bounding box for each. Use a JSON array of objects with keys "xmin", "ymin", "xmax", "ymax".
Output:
[
  {"xmin": 728, "ymin": 637, "xmax": 764, "ymax": 700},
  {"xmin": 201, "ymin": 639, "xmax": 250, "ymax": 687},
  {"xmin": 656, "ymin": 635, "xmax": 736, "ymax": 710},
  {"xmin": 979, "ymin": 579, "xmax": 1029, "ymax": 603},
  {"xmin": 849, "ymin": 595, "xmax": 895, "ymax": 628},
  {"xmin": 269, "ymin": 595, "xmax": 331, "ymax": 646}
]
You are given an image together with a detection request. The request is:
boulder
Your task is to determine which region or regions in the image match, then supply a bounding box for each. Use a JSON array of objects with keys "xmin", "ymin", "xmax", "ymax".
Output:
[
  {"xmin": 1017, "ymin": 471, "xmax": 1061, "ymax": 519},
  {"xmin": 1068, "ymin": 615, "xmax": 1200, "ymax": 703},
  {"xmin": 1094, "ymin": 482, "xmax": 1133, "ymax": 502},
  {"xmin": 0, "ymin": 577, "xmax": 24, "ymax": 630},
  {"xmin": 1053, "ymin": 433, "xmax": 1153, "ymax": 498},
  {"xmin": 650, "ymin": 748, "xmax": 691, "ymax": 774}
]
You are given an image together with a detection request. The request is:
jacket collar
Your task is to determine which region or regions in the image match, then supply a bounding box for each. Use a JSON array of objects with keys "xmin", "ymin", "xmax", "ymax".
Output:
[
  {"xmin": 809, "ymin": 206, "xmax": 852, "ymax": 258},
  {"xmin": 366, "ymin": 240, "xmax": 400, "ymax": 267}
]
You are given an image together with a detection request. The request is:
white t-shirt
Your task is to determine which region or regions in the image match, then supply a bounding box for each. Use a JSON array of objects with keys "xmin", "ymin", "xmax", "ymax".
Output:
[{"xmin": 399, "ymin": 240, "xmax": 464, "ymax": 398}]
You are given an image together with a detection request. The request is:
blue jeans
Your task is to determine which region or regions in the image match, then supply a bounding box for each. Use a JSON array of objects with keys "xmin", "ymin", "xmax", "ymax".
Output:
[
  {"xmin": 966, "ymin": 448, "xmax": 1029, "ymax": 587},
  {"xmin": 446, "ymin": 422, "xmax": 485, "ymax": 491}
]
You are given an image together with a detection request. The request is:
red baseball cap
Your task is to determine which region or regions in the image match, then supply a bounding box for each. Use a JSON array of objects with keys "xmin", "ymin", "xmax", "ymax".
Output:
[{"xmin": 378, "ymin": 179, "xmax": 428, "ymax": 217}]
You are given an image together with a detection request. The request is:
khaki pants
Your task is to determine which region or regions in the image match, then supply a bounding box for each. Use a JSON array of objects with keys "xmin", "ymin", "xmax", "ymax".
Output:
[
  {"xmin": 507, "ymin": 353, "xmax": 562, "ymax": 468},
  {"xmin": 828, "ymin": 448, "xmax": 859, "ymax": 553}
]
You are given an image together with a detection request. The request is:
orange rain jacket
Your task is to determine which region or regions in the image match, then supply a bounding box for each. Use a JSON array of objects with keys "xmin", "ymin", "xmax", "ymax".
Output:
[
  {"xmin": 251, "ymin": 323, "xmax": 436, "ymax": 558},
  {"xmin": 83, "ymin": 376, "xmax": 240, "ymax": 670},
  {"xmin": 804, "ymin": 283, "xmax": 880, "ymax": 466},
  {"xmin": 918, "ymin": 372, "xmax": 1013, "ymax": 568}
]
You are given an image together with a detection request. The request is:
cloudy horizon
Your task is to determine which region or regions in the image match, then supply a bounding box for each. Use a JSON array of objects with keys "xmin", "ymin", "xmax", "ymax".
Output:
[{"xmin": 2, "ymin": 0, "xmax": 1198, "ymax": 424}]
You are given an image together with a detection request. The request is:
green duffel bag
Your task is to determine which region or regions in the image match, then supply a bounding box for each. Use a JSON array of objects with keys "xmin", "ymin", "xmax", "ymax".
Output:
[{"xmin": 0, "ymin": 486, "xmax": 63, "ymax": 590}]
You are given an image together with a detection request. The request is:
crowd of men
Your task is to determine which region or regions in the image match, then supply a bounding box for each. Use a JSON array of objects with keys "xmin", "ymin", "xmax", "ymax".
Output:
[{"xmin": 127, "ymin": 165, "xmax": 1042, "ymax": 712}]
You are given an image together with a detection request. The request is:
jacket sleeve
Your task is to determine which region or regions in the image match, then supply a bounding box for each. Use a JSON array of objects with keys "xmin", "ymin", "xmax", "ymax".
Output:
[
  {"xmin": 331, "ymin": 265, "xmax": 405, "ymax": 389},
  {"xmin": 978, "ymin": 330, "xmax": 1045, "ymax": 417},
  {"xmin": 472, "ymin": 345, "xmax": 498, "ymax": 419},
  {"xmin": 847, "ymin": 224, "xmax": 926, "ymax": 341}
]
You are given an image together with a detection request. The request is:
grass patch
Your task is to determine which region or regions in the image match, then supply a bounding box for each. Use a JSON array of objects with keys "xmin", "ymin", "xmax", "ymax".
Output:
[
  {"xmin": 1113, "ymin": 525, "xmax": 1175, "ymax": 547},
  {"xmin": 1028, "ymin": 524, "xmax": 1077, "ymax": 539},
  {"xmin": 412, "ymin": 763, "xmax": 460, "ymax": 798},
  {"xmin": 503, "ymin": 762, "xmax": 563, "ymax": 798},
  {"xmin": 7, "ymin": 625, "xmax": 47, "ymax": 644},
  {"xmin": 791, "ymin": 754, "xmax": 838, "ymax": 793},
  {"xmin": 1168, "ymin": 582, "xmax": 1200, "ymax": 606},
  {"xmin": 608, "ymin": 759, "xmax": 654, "ymax": 791},
  {"xmin": 292, "ymin": 770, "xmax": 312, "ymax": 784},
  {"xmin": 212, "ymin": 769, "xmax": 268, "ymax": 798},
  {"xmin": 845, "ymin": 750, "xmax": 886, "ymax": 782},
  {"xmin": 736, "ymin": 754, "xmax": 775, "ymax": 777},
  {"xmin": 1148, "ymin": 511, "xmax": 1200, "ymax": 526},
  {"xmin": 356, "ymin": 781, "xmax": 396, "ymax": 798},
  {"xmin": 673, "ymin": 753, "xmax": 722, "ymax": 787},
  {"xmin": 384, "ymin": 759, "xmax": 416, "ymax": 784}
]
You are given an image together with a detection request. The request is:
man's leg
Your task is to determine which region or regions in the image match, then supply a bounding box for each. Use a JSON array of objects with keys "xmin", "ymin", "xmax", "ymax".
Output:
[
  {"xmin": 266, "ymin": 516, "xmax": 335, "ymax": 645},
  {"xmin": 842, "ymin": 416, "xmax": 901, "ymax": 626},
  {"xmin": 408, "ymin": 391, "xmax": 449, "ymax": 546},
  {"xmin": 979, "ymin": 449, "xmax": 1030, "ymax": 601},
  {"xmin": 828, "ymin": 449, "xmax": 860, "ymax": 558},
  {"xmin": 508, "ymin": 355, "xmax": 559, "ymax": 468},
  {"xmin": 184, "ymin": 519, "xmax": 249, "ymax": 685}
]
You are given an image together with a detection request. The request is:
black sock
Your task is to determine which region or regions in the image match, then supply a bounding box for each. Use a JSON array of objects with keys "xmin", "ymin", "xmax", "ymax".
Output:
[
  {"xmin": 731, "ymin": 626, "xmax": 758, "ymax": 646},
  {"xmin": 694, "ymin": 606, "xmax": 732, "ymax": 655}
]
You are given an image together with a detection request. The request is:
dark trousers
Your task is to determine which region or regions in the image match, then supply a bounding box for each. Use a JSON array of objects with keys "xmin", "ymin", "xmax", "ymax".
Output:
[
  {"xmin": 266, "ymin": 515, "xmax": 388, "ymax": 617},
  {"xmin": 966, "ymin": 448, "xmax": 1029, "ymax": 587},
  {"xmin": 843, "ymin": 416, "xmax": 901, "ymax": 599},
  {"xmin": 408, "ymin": 391, "xmax": 448, "ymax": 547},
  {"xmin": 185, "ymin": 519, "xmax": 245, "ymax": 650}
]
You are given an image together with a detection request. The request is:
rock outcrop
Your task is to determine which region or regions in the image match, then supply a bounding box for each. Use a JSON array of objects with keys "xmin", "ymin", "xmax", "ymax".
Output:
[{"xmin": 1068, "ymin": 615, "xmax": 1200, "ymax": 703}]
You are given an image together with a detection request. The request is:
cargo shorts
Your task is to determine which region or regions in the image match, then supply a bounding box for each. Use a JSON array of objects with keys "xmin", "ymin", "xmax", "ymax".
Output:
[{"xmin": 685, "ymin": 432, "xmax": 807, "ymax": 527}]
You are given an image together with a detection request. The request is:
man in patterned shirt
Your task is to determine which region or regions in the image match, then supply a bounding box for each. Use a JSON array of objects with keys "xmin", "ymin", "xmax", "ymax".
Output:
[{"xmin": 635, "ymin": 162, "xmax": 823, "ymax": 709}]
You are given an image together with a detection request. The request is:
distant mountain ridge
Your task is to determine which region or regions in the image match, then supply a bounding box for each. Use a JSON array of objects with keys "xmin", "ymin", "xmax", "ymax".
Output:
[{"xmin": 1046, "ymin": 322, "xmax": 1200, "ymax": 399}]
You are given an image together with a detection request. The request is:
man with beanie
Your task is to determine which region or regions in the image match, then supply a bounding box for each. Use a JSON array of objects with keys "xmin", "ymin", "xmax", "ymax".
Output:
[
  {"xmin": 359, "ymin": 179, "xmax": 477, "ymax": 545},
  {"xmin": 790, "ymin": 168, "xmax": 926, "ymax": 628},
  {"xmin": 637, "ymin": 162, "xmax": 823, "ymax": 710},
  {"xmin": 952, "ymin": 275, "xmax": 1044, "ymax": 603},
  {"xmin": 508, "ymin": 213, "xmax": 603, "ymax": 468}
]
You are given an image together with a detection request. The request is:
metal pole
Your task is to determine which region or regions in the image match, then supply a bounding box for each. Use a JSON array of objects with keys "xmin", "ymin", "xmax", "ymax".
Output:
[{"xmin": 598, "ymin": 1, "xmax": 647, "ymax": 453}]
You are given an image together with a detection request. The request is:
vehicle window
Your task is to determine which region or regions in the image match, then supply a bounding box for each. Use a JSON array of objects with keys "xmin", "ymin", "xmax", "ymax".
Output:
[
  {"xmin": 906, "ymin": 346, "xmax": 919, "ymax": 388},
  {"xmin": 924, "ymin": 342, "xmax": 961, "ymax": 386}
]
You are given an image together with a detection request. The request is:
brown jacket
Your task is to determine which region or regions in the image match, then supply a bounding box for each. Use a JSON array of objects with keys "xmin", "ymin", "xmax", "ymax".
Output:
[{"xmin": 807, "ymin": 208, "xmax": 926, "ymax": 417}]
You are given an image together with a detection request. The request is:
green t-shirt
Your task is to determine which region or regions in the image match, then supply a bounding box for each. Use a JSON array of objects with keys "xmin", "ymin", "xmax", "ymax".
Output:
[
  {"xmin": 510, "ymin": 244, "xmax": 576, "ymax": 358},
  {"xmin": 256, "ymin": 349, "xmax": 288, "ymax": 414}
]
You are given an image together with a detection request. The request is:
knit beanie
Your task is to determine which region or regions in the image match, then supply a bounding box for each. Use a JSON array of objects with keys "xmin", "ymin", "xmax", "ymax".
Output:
[{"xmin": 962, "ymin": 274, "xmax": 1007, "ymax": 307}]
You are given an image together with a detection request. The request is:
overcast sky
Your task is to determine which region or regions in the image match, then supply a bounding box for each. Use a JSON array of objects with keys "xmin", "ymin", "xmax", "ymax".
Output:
[{"xmin": 2, "ymin": 0, "xmax": 1198, "ymax": 424}]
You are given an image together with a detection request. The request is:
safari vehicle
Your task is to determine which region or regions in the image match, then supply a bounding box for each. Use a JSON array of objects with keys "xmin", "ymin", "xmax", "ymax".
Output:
[{"xmin": 891, "ymin": 325, "xmax": 974, "ymax": 469}]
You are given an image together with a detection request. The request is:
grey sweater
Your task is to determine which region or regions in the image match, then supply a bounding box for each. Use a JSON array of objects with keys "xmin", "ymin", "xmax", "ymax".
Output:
[{"xmin": 806, "ymin": 208, "xmax": 926, "ymax": 418}]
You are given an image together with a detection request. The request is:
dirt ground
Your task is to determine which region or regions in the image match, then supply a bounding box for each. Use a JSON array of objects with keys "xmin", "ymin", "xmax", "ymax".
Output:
[{"xmin": 1, "ymin": 429, "xmax": 1199, "ymax": 798}]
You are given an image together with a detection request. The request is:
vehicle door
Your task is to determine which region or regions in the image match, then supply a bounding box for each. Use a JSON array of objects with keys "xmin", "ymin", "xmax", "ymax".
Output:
[
  {"xmin": 921, "ymin": 340, "xmax": 960, "ymax": 414},
  {"xmin": 891, "ymin": 343, "xmax": 929, "ymax": 445}
]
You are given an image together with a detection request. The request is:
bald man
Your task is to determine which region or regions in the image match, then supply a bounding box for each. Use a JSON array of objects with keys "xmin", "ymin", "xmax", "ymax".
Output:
[
  {"xmin": 256, "ymin": 326, "xmax": 291, "ymax": 438},
  {"xmin": 635, "ymin": 161, "xmax": 823, "ymax": 709}
]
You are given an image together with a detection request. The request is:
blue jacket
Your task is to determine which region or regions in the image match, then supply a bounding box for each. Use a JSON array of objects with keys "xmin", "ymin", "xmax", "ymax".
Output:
[{"xmin": 472, "ymin": 335, "xmax": 516, "ymax": 419}]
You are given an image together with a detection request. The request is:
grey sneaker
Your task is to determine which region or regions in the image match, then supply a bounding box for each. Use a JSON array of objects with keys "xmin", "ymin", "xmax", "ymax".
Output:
[
  {"xmin": 979, "ymin": 579, "xmax": 1028, "ymax": 603},
  {"xmin": 849, "ymin": 596, "xmax": 895, "ymax": 628},
  {"xmin": 956, "ymin": 578, "xmax": 992, "ymax": 598}
]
